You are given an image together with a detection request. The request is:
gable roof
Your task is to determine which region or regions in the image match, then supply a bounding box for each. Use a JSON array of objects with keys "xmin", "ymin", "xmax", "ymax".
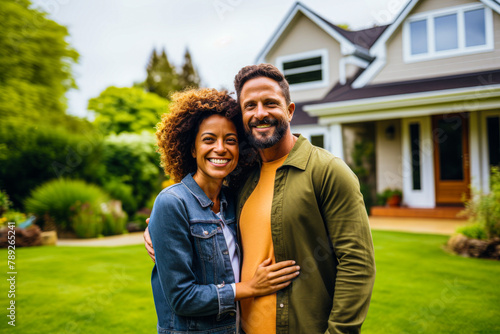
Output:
[
  {"xmin": 256, "ymin": 2, "xmax": 386, "ymax": 64},
  {"xmin": 352, "ymin": 0, "xmax": 500, "ymax": 88}
]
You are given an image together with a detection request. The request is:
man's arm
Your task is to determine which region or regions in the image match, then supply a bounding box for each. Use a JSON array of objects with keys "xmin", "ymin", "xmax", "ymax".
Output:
[{"xmin": 319, "ymin": 157, "xmax": 376, "ymax": 334}]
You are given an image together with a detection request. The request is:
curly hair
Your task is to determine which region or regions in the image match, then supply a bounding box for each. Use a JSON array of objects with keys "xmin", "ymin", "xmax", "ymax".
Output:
[
  {"xmin": 233, "ymin": 63, "xmax": 291, "ymax": 105},
  {"xmin": 156, "ymin": 88, "xmax": 255, "ymax": 183}
]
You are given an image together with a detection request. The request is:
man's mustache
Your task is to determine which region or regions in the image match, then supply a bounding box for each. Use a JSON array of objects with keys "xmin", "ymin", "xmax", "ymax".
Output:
[{"xmin": 248, "ymin": 118, "xmax": 278, "ymax": 128}]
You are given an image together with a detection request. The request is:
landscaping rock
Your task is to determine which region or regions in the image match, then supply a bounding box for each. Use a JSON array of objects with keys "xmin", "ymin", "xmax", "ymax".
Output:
[
  {"xmin": 448, "ymin": 234, "xmax": 500, "ymax": 260},
  {"xmin": 41, "ymin": 231, "xmax": 58, "ymax": 246}
]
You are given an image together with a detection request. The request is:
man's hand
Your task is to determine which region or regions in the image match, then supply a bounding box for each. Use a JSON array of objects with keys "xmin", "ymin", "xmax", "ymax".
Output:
[{"xmin": 144, "ymin": 218, "xmax": 155, "ymax": 262}]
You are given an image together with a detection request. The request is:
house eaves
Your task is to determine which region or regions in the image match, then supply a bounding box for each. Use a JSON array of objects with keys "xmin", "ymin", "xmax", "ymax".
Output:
[
  {"xmin": 255, "ymin": 2, "xmax": 371, "ymax": 64},
  {"xmin": 304, "ymin": 69, "xmax": 500, "ymax": 124}
]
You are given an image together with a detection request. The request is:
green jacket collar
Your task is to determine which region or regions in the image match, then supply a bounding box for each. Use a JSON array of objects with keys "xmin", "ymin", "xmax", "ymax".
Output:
[{"xmin": 280, "ymin": 134, "xmax": 312, "ymax": 171}]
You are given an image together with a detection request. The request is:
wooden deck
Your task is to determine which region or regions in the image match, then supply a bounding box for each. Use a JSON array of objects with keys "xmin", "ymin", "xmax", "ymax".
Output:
[{"xmin": 370, "ymin": 206, "xmax": 467, "ymax": 219}]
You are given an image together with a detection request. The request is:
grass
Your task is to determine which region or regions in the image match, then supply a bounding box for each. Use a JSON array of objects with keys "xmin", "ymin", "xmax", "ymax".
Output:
[{"xmin": 1, "ymin": 230, "xmax": 500, "ymax": 333}]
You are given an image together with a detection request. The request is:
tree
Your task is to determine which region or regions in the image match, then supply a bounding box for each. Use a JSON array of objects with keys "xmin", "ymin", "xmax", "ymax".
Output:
[
  {"xmin": 145, "ymin": 48, "xmax": 179, "ymax": 99},
  {"xmin": 0, "ymin": 0, "xmax": 79, "ymax": 123},
  {"xmin": 88, "ymin": 86, "xmax": 169, "ymax": 135},
  {"xmin": 178, "ymin": 48, "xmax": 201, "ymax": 89}
]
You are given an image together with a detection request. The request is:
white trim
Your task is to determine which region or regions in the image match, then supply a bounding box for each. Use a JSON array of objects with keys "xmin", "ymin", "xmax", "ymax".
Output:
[
  {"xmin": 352, "ymin": 51, "xmax": 386, "ymax": 88},
  {"xmin": 469, "ymin": 111, "xmax": 483, "ymax": 192},
  {"xmin": 305, "ymin": 84, "xmax": 500, "ymax": 118},
  {"xmin": 339, "ymin": 55, "xmax": 370, "ymax": 85},
  {"xmin": 353, "ymin": 0, "xmax": 500, "ymax": 88},
  {"xmin": 480, "ymin": 110, "xmax": 500, "ymax": 193},
  {"xmin": 401, "ymin": 116, "xmax": 435, "ymax": 208},
  {"xmin": 276, "ymin": 49, "xmax": 329, "ymax": 91},
  {"xmin": 256, "ymin": 3, "xmax": 359, "ymax": 64},
  {"xmin": 329, "ymin": 123, "xmax": 344, "ymax": 159},
  {"xmin": 402, "ymin": 4, "xmax": 494, "ymax": 63},
  {"xmin": 290, "ymin": 124, "xmax": 330, "ymax": 151},
  {"xmin": 481, "ymin": 0, "xmax": 500, "ymax": 14}
]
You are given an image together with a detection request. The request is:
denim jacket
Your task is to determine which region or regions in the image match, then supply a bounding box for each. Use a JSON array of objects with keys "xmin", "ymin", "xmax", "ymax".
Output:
[{"xmin": 149, "ymin": 173, "xmax": 238, "ymax": 334}]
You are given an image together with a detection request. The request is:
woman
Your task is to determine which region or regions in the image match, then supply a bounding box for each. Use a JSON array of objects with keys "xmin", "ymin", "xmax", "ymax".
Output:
[{"xmin": 149, "ymin": 88, "xmax": 300, "ymax": 334}]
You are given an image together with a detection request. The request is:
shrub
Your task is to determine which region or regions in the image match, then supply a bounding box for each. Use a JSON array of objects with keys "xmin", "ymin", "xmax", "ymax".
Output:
[
  {"xmin": 101, "ymin": 201, "xmax": 128, "ymax": 236},
  {"xmin": 102, "ymin": 179, "xmax": 137, "ymax": 216},
  {"xmin": 0, "ymin": 189, "xmax": 11, "ymax": 216},
  {"xmin": 71, "ymin": 201, "xmax": 104, "ymax": 238},
  {"xmin": 460, "ymin": 167, "xmax": 500, "ymax": 239},
  {"xmin": 456, "ymin": 223, "xmax": 488, "ymax": 240},
  {"xmin": 99, "ymin": 131, "xmax": 163, "ymax": 213},
  {"xmin": 25, "ymin": 179, "xmax": 108, "ymax": 232},
  {"xmin": 0, "ymin": 121, "xmax": 104, "ymax": 208}
]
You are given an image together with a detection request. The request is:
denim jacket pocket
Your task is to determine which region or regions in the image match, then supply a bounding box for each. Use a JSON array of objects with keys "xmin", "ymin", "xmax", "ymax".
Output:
[{"xmin": 190, "ymin": 223, "xmax": 219, "ymax": 261}]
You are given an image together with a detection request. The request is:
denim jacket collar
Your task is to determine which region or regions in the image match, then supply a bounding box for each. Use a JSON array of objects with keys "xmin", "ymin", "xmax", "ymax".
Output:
[{"xmin": 180, "ymin": 173, "xmax": 228, "ymax": 210}]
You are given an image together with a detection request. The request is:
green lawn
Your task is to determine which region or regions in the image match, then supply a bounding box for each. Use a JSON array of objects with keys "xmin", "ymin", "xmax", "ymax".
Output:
[{"xmin": 2, "ymin": 231, "xmax": 500, "ymax": 333}]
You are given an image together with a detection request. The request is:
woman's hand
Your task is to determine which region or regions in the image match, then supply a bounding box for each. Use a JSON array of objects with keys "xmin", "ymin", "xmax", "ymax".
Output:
[
  {"xmin": 143, "ymin": 219, "xmax": 155, "ymax": 262},
  {"xmin": 235, "ymin": 258, "xmax": 300, "ymax": 300}
]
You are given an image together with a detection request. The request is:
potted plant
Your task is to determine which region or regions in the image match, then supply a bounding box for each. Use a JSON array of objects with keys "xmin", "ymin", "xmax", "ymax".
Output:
[{"xmin": 377, "ymin": 189, "xmax": 402, "ymax": 207}]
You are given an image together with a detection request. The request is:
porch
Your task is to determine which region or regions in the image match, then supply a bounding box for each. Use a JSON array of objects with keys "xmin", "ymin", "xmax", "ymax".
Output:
[{"xmin": 370, "ymin": 205, "xmax": 466, "ymax": 219}]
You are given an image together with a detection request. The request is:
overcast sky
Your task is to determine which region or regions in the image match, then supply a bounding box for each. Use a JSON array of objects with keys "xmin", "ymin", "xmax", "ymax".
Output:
[{"xmin": 31, "ymin": 0, "xmax": 407, "ymax": 118}]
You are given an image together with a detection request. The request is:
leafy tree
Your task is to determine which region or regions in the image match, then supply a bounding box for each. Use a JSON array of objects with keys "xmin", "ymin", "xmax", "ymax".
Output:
[
  {"xmin": 145, "ymin": 48, "xmax": 179, "ymax": 99},
  {"xmin": 99, "ymin": 131, "xmax": 163, "ymax": 214},
  {"xmin": 88, "ymin": 86, "xmax": 169, "ymax": 135},
  {"xmin": 0, "ymin": 121, "xmax": 104, "ymax": 208},
  {"xmin": 179, "ymin": 48, "xmax": 201, "ymax": 89},
  {"xmin": 0, "ymin": 0, "xmax": 79, "ymax": 123}
]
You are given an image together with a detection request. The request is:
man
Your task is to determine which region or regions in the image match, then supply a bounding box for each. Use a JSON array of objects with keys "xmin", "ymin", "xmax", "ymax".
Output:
[{"xmin": 145, "ymin": 64, "xmax": 376, "ymax": 334}]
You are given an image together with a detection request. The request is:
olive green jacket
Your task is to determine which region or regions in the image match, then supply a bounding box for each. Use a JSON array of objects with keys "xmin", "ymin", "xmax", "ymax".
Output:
[{"xmin": 237, "ymin": 135, "xmax": 376, "ymax": 334}]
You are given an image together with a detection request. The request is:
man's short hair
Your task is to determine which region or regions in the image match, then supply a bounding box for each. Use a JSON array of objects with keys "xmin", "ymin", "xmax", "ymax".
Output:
[{"xmin": 234, "ymin": 63, "xmax": 291, "ymax": 105}]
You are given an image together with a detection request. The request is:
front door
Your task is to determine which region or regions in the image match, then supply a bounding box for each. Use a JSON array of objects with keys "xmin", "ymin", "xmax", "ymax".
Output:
[{"xmin": 432, "ymin": 113, "xmax": 470, "ymax": 205}]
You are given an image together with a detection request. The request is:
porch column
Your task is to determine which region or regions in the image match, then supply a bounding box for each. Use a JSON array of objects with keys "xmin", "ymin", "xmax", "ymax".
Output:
[
  {"xmin": 469, "ymin": 111, "xmax": 483, "ymax": 192},
  {"xmin": 328, "ymin": 123, "xmax": 344, "ymax": 160}
]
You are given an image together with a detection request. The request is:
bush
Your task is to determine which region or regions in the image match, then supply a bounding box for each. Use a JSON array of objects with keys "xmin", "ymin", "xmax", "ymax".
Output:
[
  {"xmin": 99, "ymin": 131, "xmax": 163, "ymax": 213},
  {"xmin": 102, "ymin": 179, "xmax": 137, "ymax": 216},
  {"xmin": 460, "ymin": 167, "xmax": 500, "ymax": 238},
  {"xmin": 456, "ymin": 223, "xmax": 488, "ymax": 240},
  {"xmin": 25, "ymin": 179, "xmax": 108, "ymax": 232},
  {"xmin": 101, "ymin": 201, "xmax": 128, "ymax": 236},
  {"xmin": 0, "ymin": 189, "xmax": 11, "ymax": 216},
  {"xmin": 0, "ymin": 121, "xmax": 104, "ymax": 208},
  {"xmin": 71, "ymin": 201, "xmax": 104, "ymax": 238}
]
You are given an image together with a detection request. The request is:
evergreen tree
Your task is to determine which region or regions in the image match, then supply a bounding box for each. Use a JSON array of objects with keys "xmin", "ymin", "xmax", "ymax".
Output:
[
  {"xmin": 145, "ymin": 48, "xmax": 179, "ymax": 99},
  {"xmin": 179, "ymin": 48, "xmax": 201, "ymax": 89}
]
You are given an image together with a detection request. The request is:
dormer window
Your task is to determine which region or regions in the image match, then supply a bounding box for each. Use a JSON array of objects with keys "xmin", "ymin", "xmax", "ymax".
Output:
[
  {"xmin": 403, "ymin": 4, "xmax": 493, "ymax": 62},
  {"xmin": 276, "ymin": 49, "xmax": 329, "ymax": 91}
]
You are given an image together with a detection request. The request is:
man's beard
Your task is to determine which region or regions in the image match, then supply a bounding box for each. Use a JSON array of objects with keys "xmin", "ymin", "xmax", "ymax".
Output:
[{"xmin": 246, "ymin": 117, "xmax": 288, "ymax": 149}]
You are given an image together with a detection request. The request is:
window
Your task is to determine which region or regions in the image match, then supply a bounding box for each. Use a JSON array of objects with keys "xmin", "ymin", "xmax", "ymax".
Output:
[
  {"xmin": 310, "ymin": 134, "xmax": 324, "ymax": 148},
  {"xmin": 409, "ymin": 123, "xmax": 421, "ymax": 190},
  {"xmin": 276, "ymin": 49, "xmax": 329, "ymax": 90},
  {"xmin": 404, "ymin": 4, "xmax": 493, "ymax": 62},
  {"xmin": 487, "ymin": 116, "xmax": 500, "ymax": 168}
]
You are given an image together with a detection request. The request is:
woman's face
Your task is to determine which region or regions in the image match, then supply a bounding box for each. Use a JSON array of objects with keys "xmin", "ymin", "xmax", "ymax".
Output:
[{"xmin": 192, "ymin": 114, "xmax": 239, "ymax": 183}]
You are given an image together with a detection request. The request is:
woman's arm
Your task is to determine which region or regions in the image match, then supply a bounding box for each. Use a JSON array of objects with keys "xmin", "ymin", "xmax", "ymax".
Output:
[{"xmin": 149, "ymin": 191, "xmax": 235, "ymax": 317}]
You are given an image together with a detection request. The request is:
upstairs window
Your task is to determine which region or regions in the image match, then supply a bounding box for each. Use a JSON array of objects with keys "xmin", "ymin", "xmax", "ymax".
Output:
[
  {"xmin": 276, "ymin": 49, "xmax": 329, "ymax": 91},
  {"xmin": 403, "ymin": 4, "xmax": 493, "ymax": 62}
]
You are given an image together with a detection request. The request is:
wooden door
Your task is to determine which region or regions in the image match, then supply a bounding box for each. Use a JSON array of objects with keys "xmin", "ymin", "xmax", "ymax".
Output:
[{"xmin": 432, "ymin": 113, "xmax": 470, "ymax": 204}]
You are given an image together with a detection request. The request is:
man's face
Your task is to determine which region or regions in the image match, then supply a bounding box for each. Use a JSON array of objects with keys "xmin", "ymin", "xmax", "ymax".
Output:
[{"xmin": 239, "ymin": 77, "xmax": 294, "ymax": 149}]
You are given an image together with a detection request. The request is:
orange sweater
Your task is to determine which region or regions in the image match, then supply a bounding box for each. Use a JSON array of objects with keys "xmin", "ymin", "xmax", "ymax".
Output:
[{"xmin": 239, "ymin": 155, "xmax": 287, "ymax": 334}]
